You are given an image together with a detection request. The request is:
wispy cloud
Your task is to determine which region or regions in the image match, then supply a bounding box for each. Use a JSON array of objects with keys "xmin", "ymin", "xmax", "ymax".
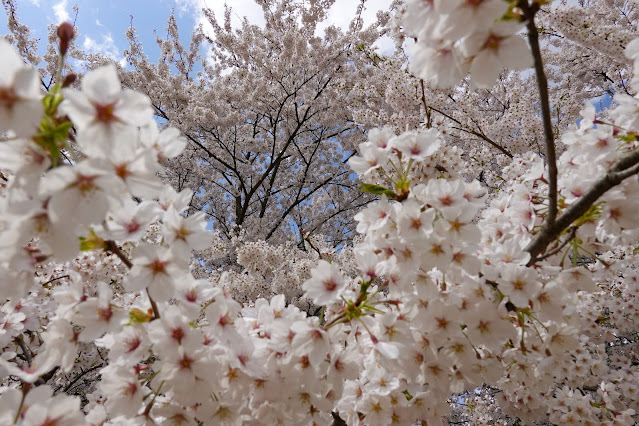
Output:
[
  {"xmin": 176, "ymin": 0, "xmax": 265, "ymax": 38},
  {"xmin": 82, "ymin": 33, "xmax": 126, "ymax": 66},
  {"xmin": 178, "ymin": 0, "xmax": 390, "ymax": 39},
  {"xmin": 52, "ymin": 0, "xmax": 70, "ymax": 23}
]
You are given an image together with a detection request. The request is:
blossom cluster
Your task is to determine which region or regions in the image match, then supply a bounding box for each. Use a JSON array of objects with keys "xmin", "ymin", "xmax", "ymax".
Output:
[
  {"xmin": 397, "ymin": 0, "xmax": 532, "ymax": 88},
  {"xmin": 2, "ymin": 1, "xmax": 639, "ymax": 425}
]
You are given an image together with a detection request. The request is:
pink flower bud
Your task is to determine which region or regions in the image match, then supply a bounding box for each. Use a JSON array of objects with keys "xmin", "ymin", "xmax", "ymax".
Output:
[{"xmin": 57, "ymin": 22, "xmax": 74, "ymax": 55}]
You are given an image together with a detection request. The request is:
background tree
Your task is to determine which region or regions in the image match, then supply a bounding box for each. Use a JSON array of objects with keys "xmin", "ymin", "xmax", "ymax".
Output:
[
  {"xmin": 109, "ymin": 0, "xmax": 390, "ymax": 250},
  {"xmin": 4, "ymin": 0, "xmax": 639, "ymax": 425}
]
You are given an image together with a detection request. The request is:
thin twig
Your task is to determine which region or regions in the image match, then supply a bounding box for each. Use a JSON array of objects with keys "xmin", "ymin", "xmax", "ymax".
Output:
[
  {"xmin": 104, "ymin": 241, "xmax": 160, "ymax": 319},
  {"xmin": 40, "ymin": 275, "xmax": 70, "ymax": 287},
  {"xmin": 104, "ymin": 240, "xmax": 133, "ymax": 269},
  {"xmin": 63, "ymin": 364, "xmax": 103, "ymax": 393},
  {"xmin": 420, "ymin": 79, "xmax": 432, "ymax": 129},
  {"xmin": 429, "ymin": 106, "xmax": 513, "ymax": 157},
  {"xmin": 14, "ymin": 335, "xmax": 32, "ymax": 367},
  {"xmin": 148, "ymin": 293, "xmax": 161, "ymax": 320}
]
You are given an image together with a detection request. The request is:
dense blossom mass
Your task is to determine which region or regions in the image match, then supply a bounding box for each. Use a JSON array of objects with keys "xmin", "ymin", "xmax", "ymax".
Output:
[{"xmin": 2, "ymin": 0, "xmax": 639, "ymax": 424}]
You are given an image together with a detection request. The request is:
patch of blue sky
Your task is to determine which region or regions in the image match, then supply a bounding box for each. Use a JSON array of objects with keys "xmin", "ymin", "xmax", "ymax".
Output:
[
  {"xmin": 2, "ymin": 0, "xmax": 197, "ymax": 68},
  {"xmin": 3, "ymin": 1, "xmax": 393, "ymax": 69}
]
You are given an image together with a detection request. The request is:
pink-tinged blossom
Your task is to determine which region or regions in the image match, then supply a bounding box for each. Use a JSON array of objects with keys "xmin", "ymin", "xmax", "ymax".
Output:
[
  {"xmin": 60, "ymin": 64, "xmax": 153, "ymax": 158},
  {"xmin": 463, "ymin": 23, "xmax": 532, "ymax": 88},
  {"xmin": 349, "ymin": 142, "xmax": 386, "ymax": 175},
  {"xmin": 367, "ymin": 126, "xmax": 395, "ymax": 150},
  {"xmin": 353, "ymin": 248, "xmax": 383, "ymax": 281},
  {"xmin": 96, "ymin": 325, "xmax": 151, "ymax": 366},
  {"xmin": 73, "ymin": 281, "xmax": 126, "ymax": 342},
  {"xmin": 102, "ymin": 199, "xmax": 160, "ymax": 242},
  {"xmin": 146, "ymin": 304, "xmax": 200, "ymax": 351},
  {"xmin": 40, "ymin": 160, "xmax": 125, "ymax": 257},
  {"xmin": 402, "ymin": 0, "xmax": 450, "ymax": 39},
  {"xmin": 409, "ymin": 40, "xmax": 469, "ymax": 89},
  {"xmin": 0, "ymin": 39, "xmax": 42, "ymax": 137},
  {"xmin": 354, "ymin": 197, "xmax": 393, "ymax": 234},
  {"xmin": 464, "ymin": 301, "xmax": 516, "ymax": 350},
  {"xmin": 99, "ymin": 364, "xmax": 145, "ymax": 417},
  {"xmin": 163, "ymin": 206, "xmax": 213, "ymax": 255},
  {"xmin": 156, "ymin": 346, "xmax": 218, "ymax": 405},
  {"xmin": 174, "ymin": 277, "xmax": 221, "ymax": 318},
  {"xmin": 418, "ymin": 179, "xmax": 469, "ymax": 220},
  {"xmin": 37, "ymin": 319, "xmax": 80, "ymax": 373},
  {"xmin": 92, "ymin": 148, "xmax": 165, "ymax": 200},
  {"xmin": 390, "ymin": 128, "xmax": 441, "ymax": 160},
  {"xmin": 498, "ymin": 264, "xmax": 542, "ymax": 307},
  {"xmin": 302, "ymin": 260, "xmax": 346, "ymax": 306},
  {"xmin": 125, "ymin": 243, "xmax": 188, "ymax": 302},
  {"xmin": 159, "ymin": 187, "xmax": 194, "ymax": 213},
  {"xmin": 290, "ymin": 319, "xmax": 330, "ymax": 368},
  {"xmin": 0, "ymin": 139, "xmax": 50, "ymax": 177},
  {"xmin": 17, "ymin": 385, "xmax": 84, "ymax": 425},
  {"xmin": 205, "ymin": 298, "xmax": 243, "ymax": 344},
  {"xmin": 438, "ymin": 0, "xmax": 508, "ymax": 40},
  {"xmin": 138, "ymin": 125, "xmax": 187, "ymax": 161},
  {"xmin": 356, "ymin": 393, "xmax": 392, "ymax": 425},
  {"xmin": 603, "ymin": 198, "xmax": 639, "ymax": 231},
  {"xmin": 397, "ymin": 199, "xmax": 436, "ymax": 241}
]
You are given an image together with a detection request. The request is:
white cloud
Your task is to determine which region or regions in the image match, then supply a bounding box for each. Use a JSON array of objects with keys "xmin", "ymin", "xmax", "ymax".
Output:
[
  {"xmin": 28, "ymin": 0, "xmax": 41, "ymax": 6},
  {"xmin": 96, "ymin": 19, "xmax": 104, "ymax": 27},
  {"xmin": 82, "ymin": 34, "xmax": 126, "ymax": 66},
  {"xmin": 319, "ymin": 0, "xmax": 394, "ymax": 53},
  {"xmin": 52, "ymin": 0, "xmax": 70, "ymax": 23},
  {"xmin": 177, "ymin": 0, "xmax": 393, "ymax": 37},
  {"xmin": 177, "ymin": 0, "xmax": 392, "ymax": 49},
  {"xmin": 177, "ymin": 0, "xmax": 265, "ymax": 37}
]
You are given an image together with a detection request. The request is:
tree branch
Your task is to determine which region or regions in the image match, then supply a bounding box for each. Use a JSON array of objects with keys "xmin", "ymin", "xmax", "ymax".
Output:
[
  {"xmin": 523, "ymin": 1, "xmax": 558, "ymax": 226},
  {"xmin": 105, "ymin": 240, "xmax": 133, "ymax": 268},
  {"xmin": 429, "ymin": 106, "xmax": 513, "ymax": 158},
  {"xmin": 14, "ymin": 335, "xmax": 32, "ymax": 367},
  {"xmin": 104, "ymin": 240, "xmax": 160, "ymax": 319},
  {"xmin": 525, "ymin": 148, "xmax": 639, "ymax": 260},
  {"xmin": 63, "ymin": 364, "xmax": 103, "ymax": 393}
]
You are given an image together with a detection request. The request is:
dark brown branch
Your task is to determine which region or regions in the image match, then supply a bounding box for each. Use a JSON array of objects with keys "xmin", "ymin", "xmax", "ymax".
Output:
[
  {"xmin": 63, "ymin": 364, "xmax": 103, "ymax": 393},
  {"xmin": 104, "ymin": 240, "xmax": 160, "ymax": 319},
  {"xmin": 34, "ymin": 366, "xmax": 59, "ymax": 386},
  {"xmin": 420, "ymin": 79, "xmax": 432, "ymax": 129},
  {"xmin": 525, "ymin": 149, "xmax": 639, "ymax": 260},
  {"xmin": 14, "ymin": 335, "xmax": 32, "ymax": 367},
  {"xmin": 429, "ymin": 106, "xmax": 513, "ymax": 158},
  {"xmin": 40, "ymin": 275, "xmax": 70, "ymax": 287},
  {"xmin": 528, "ymin": 226, "xmax": 577, "ymax": 265},
  {"xmin": 522, "ymin": 1, "xmax": 558, "ymax": 226},
  {"xmin": 105, "ymin": 240, "xmax": 133, "ymax": 269},
  {"xmin": 148, "ymin": 297, "xmax": 161, "ymax": 321}
]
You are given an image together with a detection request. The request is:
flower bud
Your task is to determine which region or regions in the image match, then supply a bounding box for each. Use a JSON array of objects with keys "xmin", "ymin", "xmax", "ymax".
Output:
[
  {"xmin": 57, "ymin": 22, "xmax": 74, "ymax": 55},
  {"xmin": 62, "ymin": 73, "xmax": 77, "ymax": 87}
]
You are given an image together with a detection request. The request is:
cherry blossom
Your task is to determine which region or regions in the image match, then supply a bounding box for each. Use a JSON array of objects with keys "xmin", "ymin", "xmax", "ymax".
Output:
[{"xmin": 1, "ymin": 1, "xmax": 639, "ymax": 425}]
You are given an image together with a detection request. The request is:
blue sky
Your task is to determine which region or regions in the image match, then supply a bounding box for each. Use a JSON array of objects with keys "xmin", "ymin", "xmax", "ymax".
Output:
[
  {"xmin": 4, "ymin": 0, "xmax": 210, "ymax": 64},
  {"xmin": 2, "ymin": 0, "xmax": 393, "ymax": 68}
]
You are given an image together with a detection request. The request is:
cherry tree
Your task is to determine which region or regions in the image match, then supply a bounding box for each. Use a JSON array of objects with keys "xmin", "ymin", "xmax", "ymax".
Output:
[
  {"xmin": 2, "ymin": 0, "xmax": 639, "ymax": 425},
  {"xmin": 109, "ymin": 0, "xmax": 390, "ymax": 248}
]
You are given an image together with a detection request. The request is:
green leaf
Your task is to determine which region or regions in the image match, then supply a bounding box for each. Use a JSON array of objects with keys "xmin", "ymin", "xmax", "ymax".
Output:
[
  {"xmin": 360, "ymin": 183, "xmax": 395, "ymax": 198},
  {"xmin": 129, "ymin": 308, "xmax": 153, "ymax": 324},
  {"xmin": 79, "ymin": 229, "xmax": 107, "ymax": 252}
]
